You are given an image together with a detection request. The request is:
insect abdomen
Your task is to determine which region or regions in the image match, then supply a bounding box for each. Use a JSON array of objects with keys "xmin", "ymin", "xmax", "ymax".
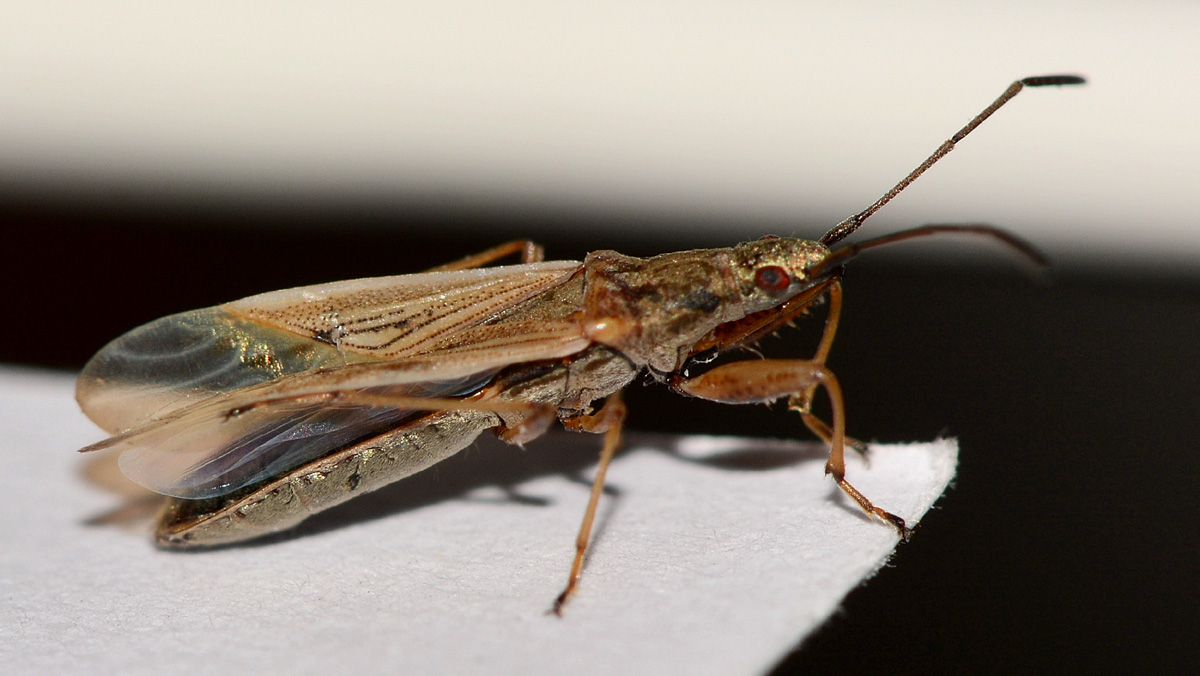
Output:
[{"xmin": 155, "ymin": 409, "xmax": 500, "ymax": 548}]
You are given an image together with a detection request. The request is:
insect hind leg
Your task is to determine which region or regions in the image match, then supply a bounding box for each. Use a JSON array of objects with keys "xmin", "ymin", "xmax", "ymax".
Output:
[{"xmin": 427, "ymin": 240, "xmax": 545, "ymax": 272}]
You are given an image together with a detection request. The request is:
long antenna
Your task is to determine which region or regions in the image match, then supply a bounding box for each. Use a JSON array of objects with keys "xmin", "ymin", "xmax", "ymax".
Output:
[
  {"xmin": 819, "ymin": 74, "xmax": 1085, "ymax": 247},
  {"xmin": 811, "ymin": 224, "xmax": 1049, "ymax": 281}
]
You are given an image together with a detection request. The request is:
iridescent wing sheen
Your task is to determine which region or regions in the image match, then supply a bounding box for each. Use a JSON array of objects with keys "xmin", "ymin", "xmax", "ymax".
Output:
[
  {"xmin": 115, "ymin": 377, "xmax": 492, "ymax": 499},
  {"xmin": 93, "ymin": 316, "xmax": 592, "ymax": 498},
  {"xmin": 76, "ymin": 261, "xmax": 582, "ymax": 433}
]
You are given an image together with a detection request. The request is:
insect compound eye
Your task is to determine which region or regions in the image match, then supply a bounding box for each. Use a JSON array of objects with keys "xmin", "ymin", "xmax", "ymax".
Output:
[{"xmin": 754, "ymin": 265, "xmax": 791, "ymax": 291}]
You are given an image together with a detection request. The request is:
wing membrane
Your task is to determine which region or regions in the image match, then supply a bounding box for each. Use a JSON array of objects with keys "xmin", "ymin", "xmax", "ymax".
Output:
[
  {"xmin": 76, "ymin": 308, "xmax": 369, "ymax": 433},
  {"xmin": 117, "ymin": 373, "xmax": 494, "ymax": 499},
  {"xmin": 77, "ymin": 261, "xmax": 581, "ymax": 433},
  {"xmin": 82, "ymin": 319, "xmax": 591, "ymax": 497}
]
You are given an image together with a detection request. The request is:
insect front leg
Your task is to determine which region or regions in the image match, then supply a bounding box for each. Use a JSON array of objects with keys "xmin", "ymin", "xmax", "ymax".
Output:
[
  {"xmin": 673, "ymin": 360, "xmax": 912, "ymax": 541},
  {"xmin": 785, "ymin": 282, "xmax": 870, "ymax": 460},
  {"xmin": 551, "ymin": 392, "xmax": 627, "ymax": 616}
]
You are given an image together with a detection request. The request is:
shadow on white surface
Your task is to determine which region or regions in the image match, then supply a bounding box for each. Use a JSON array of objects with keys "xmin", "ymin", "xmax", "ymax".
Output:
[{"xmin": 0, "ymin": 366, "xmax": 955, "ymax": 675}]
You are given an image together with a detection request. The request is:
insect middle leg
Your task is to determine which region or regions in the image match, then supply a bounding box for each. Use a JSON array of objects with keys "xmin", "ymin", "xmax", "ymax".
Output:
[
  {"xmin": 552, "ymin": 392, "xmax": 627, "ymax": 615},
  {"xmin": 256, "ymin": 385, "xmax": 633, "ymax": 613},
  {"xmin": 673, "ymin": 359, "xmax": 912, "ymax": 540}
]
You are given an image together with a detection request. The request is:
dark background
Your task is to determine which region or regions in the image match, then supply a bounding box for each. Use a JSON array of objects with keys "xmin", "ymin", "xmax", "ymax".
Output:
[{"xmin": 5, "ymin": 194, "xmax": 1197, "ymax": 674}]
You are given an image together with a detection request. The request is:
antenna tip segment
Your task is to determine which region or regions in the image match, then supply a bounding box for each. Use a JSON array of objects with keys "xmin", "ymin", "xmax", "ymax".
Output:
[{"xmin": 1020, "ymin": 74, "xmax": 1086, "ymax": 87}]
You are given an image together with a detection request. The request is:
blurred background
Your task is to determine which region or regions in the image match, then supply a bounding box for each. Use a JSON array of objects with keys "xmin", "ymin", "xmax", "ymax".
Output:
[{"xmin": 3, "ymin": 2, "xmax": 1197, "ymax": 673}]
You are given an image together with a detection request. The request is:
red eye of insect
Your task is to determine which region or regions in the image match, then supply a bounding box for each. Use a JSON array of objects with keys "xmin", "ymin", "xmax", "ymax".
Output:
[{"xmin": 754, "ymin": 265, "xmax": 790, "ymax": 291}]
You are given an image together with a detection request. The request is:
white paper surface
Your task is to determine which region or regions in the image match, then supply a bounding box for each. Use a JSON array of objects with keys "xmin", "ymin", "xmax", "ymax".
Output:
[{"xmin": 0, "ymin": 366, "xmax": 956, "ymax": 675}]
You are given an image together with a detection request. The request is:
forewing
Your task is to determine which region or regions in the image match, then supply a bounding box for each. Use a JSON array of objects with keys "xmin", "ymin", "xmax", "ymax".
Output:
[
  {"xmin": 82, "ymin": 318, "xmax": 591, "ymax": 497},
  {"xmin": 223, "ymin": 261, "xmax": 582, "ymax": 359},
  {"xmin": 77, "ymin": 261, "xmax": 581, "ymax": 433},
  {"xmin": 116, "ymin": 375, "xmax": 494, "ymax": 499},
  {"xmin": 76, "ymin": 308, "xmax": 368, "ymax": 434}
]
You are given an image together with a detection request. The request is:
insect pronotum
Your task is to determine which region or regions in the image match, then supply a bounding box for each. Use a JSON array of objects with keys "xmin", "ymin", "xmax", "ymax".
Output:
[{"xmin": 77, "ymin": 75, "xmax": 1084, "ymax": 614}]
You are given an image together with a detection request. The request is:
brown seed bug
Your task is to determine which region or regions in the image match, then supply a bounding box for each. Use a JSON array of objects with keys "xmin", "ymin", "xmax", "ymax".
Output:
[{"xmin": 76, "ymin": 74, "xmax": 1084, "ymax": 614}]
